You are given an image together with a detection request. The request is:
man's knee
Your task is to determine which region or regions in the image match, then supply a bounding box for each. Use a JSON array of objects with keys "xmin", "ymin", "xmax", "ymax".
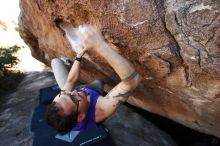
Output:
[
  {"xmin": 51, "ymin": 58, "xmax": 69, "ymax": 88},
  {"xmin": 51, "ymin": 58, "xmax": 65, "ymax": 70},
  {"xmin": 51, "ymin": 58, "xmax": 62, "ymax": 66}
]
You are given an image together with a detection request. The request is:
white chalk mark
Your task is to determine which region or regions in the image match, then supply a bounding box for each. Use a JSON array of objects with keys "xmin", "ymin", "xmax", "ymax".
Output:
[
  {"xmin": 60, "ymin": 25, "xmax": 82, "ymax": 53},
  {"xmin": 158, "ymin": 86, "xmax": 174, "ymax": 94},
  {"xmin": 145, "ymin": 77, "xmax": 153, "ymax": 80},
  {"xmin": 190, "ymin": 86, "xmax": 200, "ymax": 91},
  {"xmin": 189, "ymin": 3, "xmax": 212, "ymax": 13},
  {"xmin": 190, "ymin": 56, "xmax": 197, "ymax": 60}
]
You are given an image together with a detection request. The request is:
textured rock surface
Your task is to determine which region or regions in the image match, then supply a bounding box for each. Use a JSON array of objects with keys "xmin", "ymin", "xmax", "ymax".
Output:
[{"xmin": 18, "ymin": 0, "xmax": 220, "ymax": 137}]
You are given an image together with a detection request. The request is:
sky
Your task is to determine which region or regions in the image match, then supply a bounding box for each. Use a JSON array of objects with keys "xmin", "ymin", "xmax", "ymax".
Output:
[
  {"xmin": 0, "ymin": 0, "xmax": 45, "ymax": 72},
  {"xmin": 0, "ymin": 0, "xmax": 22, "ymax": 45},
  {"xmin": 0, "ymin": 0, "xmax": 20, "ymax": 24}
]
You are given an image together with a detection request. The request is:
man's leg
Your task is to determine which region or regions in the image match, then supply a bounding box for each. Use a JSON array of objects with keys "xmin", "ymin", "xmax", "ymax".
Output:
[{"xmin": 51, "ymin": 58, "xmax": 69, "ymax": 89}]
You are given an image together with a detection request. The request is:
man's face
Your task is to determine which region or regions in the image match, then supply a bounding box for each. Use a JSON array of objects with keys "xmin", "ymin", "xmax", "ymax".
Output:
[{"xmin": 53, "ymin": 90, "xmax": 89, "ymax": 115}]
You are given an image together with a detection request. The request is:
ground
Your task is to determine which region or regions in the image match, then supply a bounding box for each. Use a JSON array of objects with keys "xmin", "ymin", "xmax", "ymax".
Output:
[{"xmin": 0, "ymin": 71, "xmax": 56, "ymax": 146}]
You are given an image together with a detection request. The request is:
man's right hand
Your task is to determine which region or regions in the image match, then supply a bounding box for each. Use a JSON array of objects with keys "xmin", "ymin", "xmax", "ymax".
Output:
[{"xmin": 77, "ymin": 24, "xmax": 105, "ymax": 49}]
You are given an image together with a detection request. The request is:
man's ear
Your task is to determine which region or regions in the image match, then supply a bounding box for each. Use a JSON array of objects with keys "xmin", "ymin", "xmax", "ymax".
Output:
[{"xmin": 77, "ymin": 113, "xmax": 86, "ymax": 123}]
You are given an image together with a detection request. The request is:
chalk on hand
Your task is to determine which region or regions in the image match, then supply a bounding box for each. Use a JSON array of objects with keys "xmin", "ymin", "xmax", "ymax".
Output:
[{"xmin": 59, "ymin": 22, "xmax": 82, "ymax": 53}]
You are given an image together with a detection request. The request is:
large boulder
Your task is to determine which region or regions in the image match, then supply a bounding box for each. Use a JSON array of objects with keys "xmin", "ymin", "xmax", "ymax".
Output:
[{"xmin": 18, "ymin": 0, "xmax": 220, "ymax": 137}]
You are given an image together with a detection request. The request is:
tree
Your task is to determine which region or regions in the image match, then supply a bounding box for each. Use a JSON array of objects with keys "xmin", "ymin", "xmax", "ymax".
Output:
[{"xmin": 0, "ymin": 45, "xmax": 24, "ymax": 95}]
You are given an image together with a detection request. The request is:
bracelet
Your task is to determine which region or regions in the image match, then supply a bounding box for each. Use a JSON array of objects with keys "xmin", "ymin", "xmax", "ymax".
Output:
[
  {"xmin": 122, "ymin": 70, "xmax": 138, "ymax": 82},
  {"xmin": 60, "ymin": 90, "xmax": 71, "ymax": 95},
  {"xmin": 75, "ymin": 56, "xmax": 82, "ymax": 62}
]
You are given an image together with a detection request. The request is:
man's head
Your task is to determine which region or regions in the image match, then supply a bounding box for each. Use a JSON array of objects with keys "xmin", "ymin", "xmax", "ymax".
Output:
[{"xmin": 45, "ymin": 89, "xmax": 89, "ymax": 134}]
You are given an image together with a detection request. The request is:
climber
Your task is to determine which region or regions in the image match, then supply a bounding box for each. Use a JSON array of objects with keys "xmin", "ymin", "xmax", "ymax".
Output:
[{"xmin": 45, "ymin": 24, "xmax": 142, "ymax": 136}]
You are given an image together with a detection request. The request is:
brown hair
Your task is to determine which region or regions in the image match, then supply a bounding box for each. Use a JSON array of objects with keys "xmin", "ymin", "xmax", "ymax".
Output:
[{"xmin": 45, "ymin": 102, "xmax": 77, "ymax": 134}]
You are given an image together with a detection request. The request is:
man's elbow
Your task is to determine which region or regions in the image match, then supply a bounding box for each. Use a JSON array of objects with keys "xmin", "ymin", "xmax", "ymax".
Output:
[
  {"xmin": 122, "ymin": 73, "xmax": 142, "ymax": 91},
  {"xmin": 131, "ymin": 73, "xmax": 142, "ymax": 89}
]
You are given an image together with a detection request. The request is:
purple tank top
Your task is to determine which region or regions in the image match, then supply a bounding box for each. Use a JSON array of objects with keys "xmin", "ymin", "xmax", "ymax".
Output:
[{"xmin": 71, "ymin": 88, "xmax": 100, "ymax": 131}]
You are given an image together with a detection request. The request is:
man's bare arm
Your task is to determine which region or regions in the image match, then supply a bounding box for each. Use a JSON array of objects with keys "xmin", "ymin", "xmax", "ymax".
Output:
[
  {"xmin": 61, "ymin": 58, "xmax": 81, "ymax": 91},
  {"xmin": 97, "ymin": 72, "xmax": 141, "ymax": 121},
  {"xmin": 95, "ymin": 43, "xmax": 142, "ymax": 121}
]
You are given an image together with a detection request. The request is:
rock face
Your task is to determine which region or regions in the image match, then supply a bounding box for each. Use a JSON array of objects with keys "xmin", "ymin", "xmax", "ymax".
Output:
[{"xmin": 18, "ymin": 0, "xmax": 220, "ymax": 137}]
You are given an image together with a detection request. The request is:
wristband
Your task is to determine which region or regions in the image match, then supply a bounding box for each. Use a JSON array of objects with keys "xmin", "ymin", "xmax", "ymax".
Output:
[
  {"xmin": 122, "ymin": 70, "xmax": 138, "ymax": 82},
  {"xmin": 75, "ymin": 56, "xmax": 82, "ymax": 62}
]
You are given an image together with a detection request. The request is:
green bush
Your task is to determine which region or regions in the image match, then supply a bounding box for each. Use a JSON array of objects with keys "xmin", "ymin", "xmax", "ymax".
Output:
[
  {"xmin": 0, "ymin": 45, "xmax": 20, "ymax": 78},
  {"xmin": 0, "ymin": 45, "xmax": 24, "ymax": 95}
]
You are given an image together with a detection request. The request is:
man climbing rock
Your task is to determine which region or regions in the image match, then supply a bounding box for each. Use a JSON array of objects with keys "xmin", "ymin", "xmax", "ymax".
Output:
[{"xmin": 45, "ymin": 24, "xmax": 142, "ymax": 139}]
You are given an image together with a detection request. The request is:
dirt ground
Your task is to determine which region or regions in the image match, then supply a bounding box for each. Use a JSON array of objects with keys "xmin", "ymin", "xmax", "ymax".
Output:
[{"xmin": 0, "ymin": 71, "xmax": 56, "ymax": 146}]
